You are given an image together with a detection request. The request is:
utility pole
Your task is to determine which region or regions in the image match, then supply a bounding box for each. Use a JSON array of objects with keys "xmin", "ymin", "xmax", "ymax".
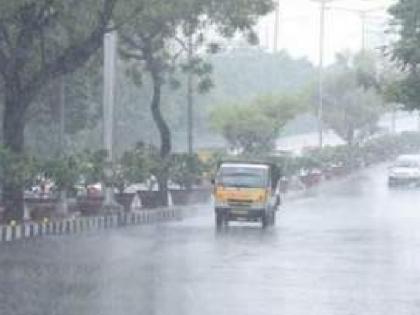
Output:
[
  {"xmin": 312, "ymin": 0, "xmax": 333, "ymax": 148},
  {"xmin": 361, "ymin": 12, "xmax": 366, "ymax": 51},
  {"xmin": 328, "ymin": 6, "xmax": 387, "ymax": 52},
  {"xmin": 57, "ymin": 76, "xmax": 68, "ymax": 216},
  {"xmin": 59, "ymin": 76, "xmax": 66, "ymax": 158},
  {"xmin": 274, "ymin": 0, "xmax": 280, "ymax": 52},
  {"xmin": 102, "ymin": 24, "xmax": 121, "ymax": 211},
  {"xmin": 187, "ymin": 32, "xmax": 194, "ymax": 155},
  {"xmin": 318, "ymin": 1, "xmax": 326, "ymax": 148}
]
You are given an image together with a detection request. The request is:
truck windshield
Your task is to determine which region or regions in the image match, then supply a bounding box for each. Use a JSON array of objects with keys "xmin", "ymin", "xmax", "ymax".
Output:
[{"xmin": 217, "ymin": 166, "xmax": 268, "ymax": 188}]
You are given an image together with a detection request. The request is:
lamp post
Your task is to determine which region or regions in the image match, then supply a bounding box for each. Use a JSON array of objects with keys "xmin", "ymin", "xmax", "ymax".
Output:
[
  {"xmin": 312, "ymin": 0, "xmax": 334, "ymax": 148},
  {"xmin": 102, "ymin": 24, "xmax": 121, "ymax": 212},
  {"xmin": 311, "ymin": 2, "xmax": 388, "ymax": 147},
  {"xmin": 187, "ymin": 32, "xmax": 194, "ymax": 155},
  {"xmin": 327, "ymin": 6, "xmax": 387, "ymax": 51},
  {"xmin": 57, "ymin": 76, "xmax": 68, "ymax": 216},
  {"xmin": 274, "ymin": 0, "xmax": 280, "ymax": 52}
]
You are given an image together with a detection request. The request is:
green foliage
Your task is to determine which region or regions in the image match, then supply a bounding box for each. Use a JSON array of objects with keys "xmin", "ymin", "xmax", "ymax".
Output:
[
  {"xmin": 119, "ymin": 0, "xmax": 273, "ymax": 155},
  {"xmin": 119, "ymin": 144, "xmax": 206, "ymax": 189},
  {"xmin": 0, "ymin": 0, "xmax": 118, "ymax": 91},
  {"xmin": 389, "ymin": 0, "xmax": 420, "ymax": 68},
  {"xmin": 261, "ymin": 132, "xmax": 420, "ymax": 178},
  {"xmin": 0, "ymin": 146, "xmax": 38, "ymax": 190},
  {"xmin": 320, "ymin": 52, "xmax": 385, "ymax": 145},
  {"xmin": 210, "ymin": 93, "xmax": 304, "ymax": 154},
  {"xmin": 384, "ymin": 72, "xmax": 420, "ymax": 111},
  {"xmin": 77, "ymin": 150, "xmax": 108, "ymax": 186},
  {"xmin": 42, "ymin": 156, "xmax": 81, "ymax": 191},
  {"xmin": 388, "ymin": 0, "xmax": 420, "ymax": 110},
  {"xmin": 169, "ymin": 153, "xmax": 204, "ymax": 188},
  {"xmin": 119, "ymin": 142, "xmax": 161, "ymax": 185}
]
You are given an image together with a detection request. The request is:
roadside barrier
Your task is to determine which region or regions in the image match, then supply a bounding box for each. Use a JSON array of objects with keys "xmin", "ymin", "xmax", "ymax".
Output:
[{"xmin": 0, "ymin": 207, "xmax": 180, "ymax": 243}]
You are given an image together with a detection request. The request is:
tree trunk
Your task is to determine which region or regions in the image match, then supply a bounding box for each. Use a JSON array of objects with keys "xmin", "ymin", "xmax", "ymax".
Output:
[
  {"xmin": 150, "ymin": 72, "xmax": 171, "ymax": 206},
  {"xmin": 2, "ymin": 86, "xmax": 27, "ymax": 222}
]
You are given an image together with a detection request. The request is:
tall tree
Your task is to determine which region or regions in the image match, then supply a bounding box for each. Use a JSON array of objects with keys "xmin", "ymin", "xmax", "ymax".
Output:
[
  {"xmin": 0, "ymin": 0, "xmax": 119, "ymax": 221},
  {"xmin": 121, "ymin": 0, "xmax": 273, "ymax": 204},
  {"xmin": 321, "ymin": 52, "xmax": 384, "ymax": 146},
  {"xmin": 388, "ymin": 0, "xmax": 420, "ymax": 110},
  {"xmin": 211, "ymin": 94, "xmax": 302, "ymax": 154}
]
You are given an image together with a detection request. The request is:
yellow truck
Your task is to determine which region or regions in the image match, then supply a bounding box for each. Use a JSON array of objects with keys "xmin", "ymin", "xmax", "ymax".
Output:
[{"xmin": 213, "ymin": 161, "xmax": 281, "ymax": 229}]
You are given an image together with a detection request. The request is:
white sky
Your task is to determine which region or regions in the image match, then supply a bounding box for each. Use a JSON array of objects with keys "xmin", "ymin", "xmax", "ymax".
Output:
[{"xmin": 257, "ymin": 0, "xmax": 395, "ymax": 64}]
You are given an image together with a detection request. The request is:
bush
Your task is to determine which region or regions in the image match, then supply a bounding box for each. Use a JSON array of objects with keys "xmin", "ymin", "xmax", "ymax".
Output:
[
  {"xmin": 169, "ymin": 153, "xmax": 205, "ymax": 189},
  {"xmin": 42, "ymin": 156, "xmax": 81, "ymax": 192},
  {"xmin": 0, "ymin": 146, "xmax": 39, "ymax": 192},
  {"xmin": 119, "ymin": 142, "xmax": 162, "ymax": 190},
  {"xmin": 204, "ymin": 132, "xmax": 420, "ymax": 179}
]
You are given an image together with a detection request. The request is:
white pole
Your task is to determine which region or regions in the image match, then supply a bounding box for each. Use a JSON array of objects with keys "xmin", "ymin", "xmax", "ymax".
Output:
[
  {"xmin": 361, "ymin": 12, "xmax": 366, "ymax": 51},
  {"xmin": 57, "ymin": 76, "xmax": 68, "ymax": 216},
  {"xmin": 104, "ymin": 29, "xmax": 116, "ymax": 163},
  {"xmin": 274, "ymin": 0, "xmax": 280, "ymax": 53},
  {"xmin": 59, "ymin": 77, "xmax": 66, "ymax": 157},
  {"xmin": 317, "ymin": 1, "xmax": 327, "ymax": 148},
  {"xmin": 102, "ymin": 25, "xmax": 121, "ymax": 211},
  {"xmin": 187, "ymin": 32, "xmax": 194, "ymax": 155}
]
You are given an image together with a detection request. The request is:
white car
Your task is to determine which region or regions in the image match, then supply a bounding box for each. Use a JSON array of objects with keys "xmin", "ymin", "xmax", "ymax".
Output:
[{"xmin": 388, "ymin": 155, "xmax": 420, "ymax": 187}]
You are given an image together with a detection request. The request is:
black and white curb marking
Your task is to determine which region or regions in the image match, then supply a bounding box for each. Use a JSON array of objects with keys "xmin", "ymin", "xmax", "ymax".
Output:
[{"xmin": 0, "ymin": 208, "xmax": 181, "ymax": 243}]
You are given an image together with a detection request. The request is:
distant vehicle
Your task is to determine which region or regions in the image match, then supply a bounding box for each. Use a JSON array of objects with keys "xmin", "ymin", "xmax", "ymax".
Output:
[
  {"xmin": 213, "ymin": 161, "xmax": 281, "ymax": 229},
  {"xmin": 388, "ymin": 155, "xmax": 420, "ymax": 187}
]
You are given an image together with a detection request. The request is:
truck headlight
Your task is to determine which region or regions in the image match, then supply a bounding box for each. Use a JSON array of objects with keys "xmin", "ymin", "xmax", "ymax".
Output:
[
  {"xmin": 252, "ymin": 202, "xmax": 266, "ymax": 209},
  {"xmin": 215, "ymin": 200, "xmax": 229, "ymax": 207}
]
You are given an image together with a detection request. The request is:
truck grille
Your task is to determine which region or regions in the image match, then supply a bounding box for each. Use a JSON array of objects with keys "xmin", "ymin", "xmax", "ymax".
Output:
[{"xmin": 227, "ymin": 199, "xmax": 253, "ymax": 207}]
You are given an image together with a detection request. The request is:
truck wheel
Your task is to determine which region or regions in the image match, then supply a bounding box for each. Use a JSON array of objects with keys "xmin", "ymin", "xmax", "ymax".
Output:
[
  {"xmin": 262, "ymin": 213, "xmax": 269, "ymax": 228},
  {"xmin": 270, "ymin": 212, "xmax": 276, "ymax": 226},
  {"xmin": 216, "ymin": 213, "xmax": 223, "ymax": 229}
]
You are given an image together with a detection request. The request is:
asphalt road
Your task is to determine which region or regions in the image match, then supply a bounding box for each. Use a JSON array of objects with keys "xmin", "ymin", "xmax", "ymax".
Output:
[{"xmin": 2, "ymin": 164, "xmax": 420, "ymax": 315}]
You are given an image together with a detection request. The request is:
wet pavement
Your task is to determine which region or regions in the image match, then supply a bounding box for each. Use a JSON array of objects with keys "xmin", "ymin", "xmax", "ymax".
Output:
[{"xmin": 2, "ymin": 164, "xmax": 420, "ymax": 315}]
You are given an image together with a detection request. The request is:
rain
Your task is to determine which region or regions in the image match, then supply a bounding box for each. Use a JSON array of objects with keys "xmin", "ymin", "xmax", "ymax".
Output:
[{"xmin": 1, "ymin": 0, "xmax": 420, "ymax": 314}]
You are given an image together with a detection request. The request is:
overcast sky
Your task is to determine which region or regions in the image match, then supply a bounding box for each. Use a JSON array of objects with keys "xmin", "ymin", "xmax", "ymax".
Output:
[{"xmin": 257, "ymin": 0, "xmax": 395, "ymax": 64}]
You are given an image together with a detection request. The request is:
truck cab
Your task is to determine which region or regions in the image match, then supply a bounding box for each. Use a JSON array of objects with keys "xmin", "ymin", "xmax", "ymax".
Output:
[{"xmin": 213, "ymin": 161, "xmax": 280, "ymax": 228}]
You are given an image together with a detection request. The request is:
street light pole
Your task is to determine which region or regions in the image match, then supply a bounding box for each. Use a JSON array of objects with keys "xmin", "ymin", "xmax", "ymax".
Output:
[
  {"xmin": 102, "ymin": 24, "xmax": 121, "ymax": 211},
  {"xmin": 274, "ymin": 0, "xmax": 280, "ymax": 52},
  {"xmin": 59, "ymin": 77, "xmax": 66, "ymax": 158},
  {"xmin": 328, "ymin": 6, "xmax": 387, "ymax": 52},
  {"xmin": 361, "ymin": 12, "xmax": 367, "ymax": 51},
  {"xmin": 318, "ymin": 1, "xmax": 326, "ymax": 148},
  {"xmin": 311, "ymin": 2, "xmax": 387, "ymax": 148},
  {"xmin": 187, "ymin": 32, "xmax": 194, "ymax": 155},
  {"xmin": 57, "ymin": 76, "xmax": 68, "ymax": 216},
  {"xmin": 313, "ymin": 0, "xmax": 332, "ymax": 148}
]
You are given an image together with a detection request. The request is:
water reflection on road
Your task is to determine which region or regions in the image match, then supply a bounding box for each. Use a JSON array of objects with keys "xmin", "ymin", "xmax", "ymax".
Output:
[{"xmin": 2, "ymin": 164, "xmax": 420, "ymax": 315}]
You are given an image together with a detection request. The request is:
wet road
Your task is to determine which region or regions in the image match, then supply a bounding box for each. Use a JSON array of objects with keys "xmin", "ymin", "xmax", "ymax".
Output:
[{"xmin": 2, "ymin": 164, "xmax": 420, "ymax": 315}]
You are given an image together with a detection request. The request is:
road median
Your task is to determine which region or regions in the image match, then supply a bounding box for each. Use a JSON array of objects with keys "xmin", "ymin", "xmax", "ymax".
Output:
[{"xmin": 0, "ymin": 206, "xmax": 200, "ymax": 243}]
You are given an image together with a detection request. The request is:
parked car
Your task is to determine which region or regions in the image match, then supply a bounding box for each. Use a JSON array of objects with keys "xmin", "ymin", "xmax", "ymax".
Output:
[{"xmin": 388, "ymin": 154, "xmax": 420, "ymax": 187}]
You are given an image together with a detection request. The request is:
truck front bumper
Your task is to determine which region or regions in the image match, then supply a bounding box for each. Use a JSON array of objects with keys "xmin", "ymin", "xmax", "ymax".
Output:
[{"xmin": 215, "ymin": 207, "xmax": 265, "ymax": 221}]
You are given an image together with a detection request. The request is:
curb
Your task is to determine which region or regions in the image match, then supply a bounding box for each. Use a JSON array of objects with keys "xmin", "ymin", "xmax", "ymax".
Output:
[{"xmin": 0, "ymin": 207, "xmax": 182, "ymax": 243}]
